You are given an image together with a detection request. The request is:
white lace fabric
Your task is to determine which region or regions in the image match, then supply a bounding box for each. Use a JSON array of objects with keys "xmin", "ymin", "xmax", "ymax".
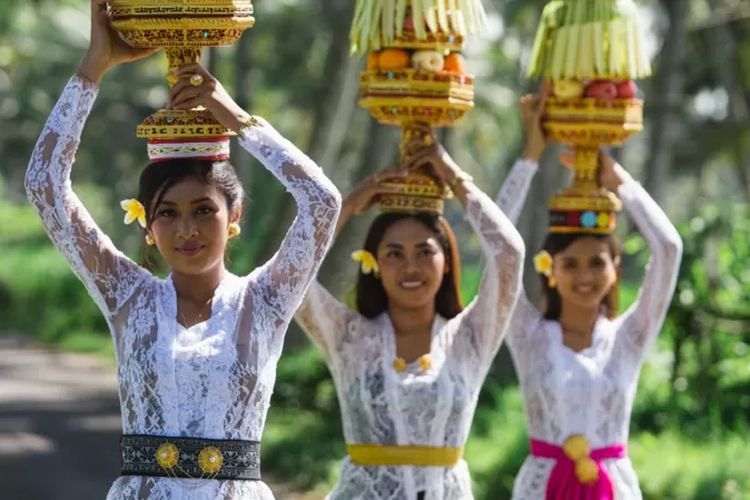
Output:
[
  {"xmin": 295, "ymin": 183, "xmax": 525, "ymax": 500},
  {"xmin": 25, "ymin": 75, "xmax": 341, "ymax": 499},
  {"xmin": 495, "ymin": 161, "xmax": 683, "ymax": 500}
]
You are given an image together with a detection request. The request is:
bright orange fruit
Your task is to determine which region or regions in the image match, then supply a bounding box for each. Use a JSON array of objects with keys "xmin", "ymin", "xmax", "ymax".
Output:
[
  {"xmin": 367, "ymin": 51, "xmax": 380, "ymax": 70},
  {"xmin": 379, "ymin": 49, "xmax": 411, "ymax": 70},
  {"xmin": 443, "ymin": 53, "xmax": 465, "ymax": 73}
]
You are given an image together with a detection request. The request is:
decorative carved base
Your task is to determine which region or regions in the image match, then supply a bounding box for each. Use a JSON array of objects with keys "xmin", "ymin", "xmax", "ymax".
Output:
[
  {"xmin": 359, "ymin": 70, "xmax": 474, "ymax": 128},
  {"xmin": 137, "ymin": 109, "xmax": 232, "ymax": 139}
]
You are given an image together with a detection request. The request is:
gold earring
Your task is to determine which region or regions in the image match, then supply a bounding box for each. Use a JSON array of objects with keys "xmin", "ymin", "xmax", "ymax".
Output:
[
  {"xmin": 548, "ymin": 276, "xmax": 557, "ymax": 288},
  {"xmin": 145, "ymin": 233, "xmax": 155, "ymax": 246},
  {"xmin": 228, "ymin": 223, "xmax": 241, "ymax": 238}
]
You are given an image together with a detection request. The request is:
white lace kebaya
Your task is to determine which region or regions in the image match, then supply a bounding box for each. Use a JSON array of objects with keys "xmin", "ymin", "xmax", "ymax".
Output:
[
  {"xmin": 25, "ymin": 75, "xmax": 341, "ymax": 499},
  {"xmin": 496, "ymin": 160, "xmax": 682, "ymax": 500},
  {"xmin": 295, "ymin": 170, "xmax": 527, "ymax": 500}
]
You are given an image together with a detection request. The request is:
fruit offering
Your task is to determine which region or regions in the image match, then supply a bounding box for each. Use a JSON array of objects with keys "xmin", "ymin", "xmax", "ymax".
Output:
[
  {"xmin": 353, "ymin": 0, "xmax": 487, "ymax": 162},
  {"xmin": 548, "ymin": 78, "xmax": 638, "ymax": 100},
  {"xmin": 527, "ymin": 0, "xmax": 652, "ymax": 235}
]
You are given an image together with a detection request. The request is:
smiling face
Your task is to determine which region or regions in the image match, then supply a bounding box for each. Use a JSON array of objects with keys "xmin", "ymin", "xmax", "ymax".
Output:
[
  {"xmin": 550, "ymin": 236, "xmax": 619, "ymax": 311},
  {"xmin": 375, "ymin": 217, "xmax": 447, "ymax": 312},
  {"xmin": 147, "ymin": 177, "xmax": 239, "ymax": 276}
]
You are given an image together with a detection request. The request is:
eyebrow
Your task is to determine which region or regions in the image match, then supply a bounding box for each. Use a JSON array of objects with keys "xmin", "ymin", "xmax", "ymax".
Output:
[
  {"xmin": 383, "ymin": 241, "xmax": 435, "ymax": 249},
  {"xmin": 158, "ymin": 197, "xmax": 214, "ymax": 206},
  {"xmin": 561, "ymin": 253, "xmax": 608, "ymax": 261}
]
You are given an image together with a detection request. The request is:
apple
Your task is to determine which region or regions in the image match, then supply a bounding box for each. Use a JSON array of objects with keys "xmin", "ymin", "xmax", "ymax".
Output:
[
  {"xmin": 585, "ymin": 80, "xmax": 618, "ymax": 100},
  {"xmin": 553, "ymin": 79, "xmax": 585, "ymax": 98},
  {"xmin": 616, "ymin": 80, "xmax": 637, "ymax": 98}
]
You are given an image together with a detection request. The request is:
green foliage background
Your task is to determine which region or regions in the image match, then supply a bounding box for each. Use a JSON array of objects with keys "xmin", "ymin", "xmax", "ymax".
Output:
[{"xmin": 1, "ymin": 0, "xmax": 750, "ymax": 498}]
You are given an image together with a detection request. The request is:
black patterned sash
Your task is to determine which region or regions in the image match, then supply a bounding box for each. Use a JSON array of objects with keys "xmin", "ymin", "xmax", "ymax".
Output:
[{"xmin": 120, "ymin": 434, "xmax": 261, "ymax": 481}]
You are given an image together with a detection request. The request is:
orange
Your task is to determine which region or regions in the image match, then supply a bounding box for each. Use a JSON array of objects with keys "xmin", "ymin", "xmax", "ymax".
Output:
[
  {"xmin": 443, "ymin": 53, "xmax": 465, "ymax": 73},
  {"xmin": 366, "ymin": 51, "xmax": 380, "ymax": 70},
  {"xmin": 379, "ymin": 49, "xmax": 410, "ymax": 70}
]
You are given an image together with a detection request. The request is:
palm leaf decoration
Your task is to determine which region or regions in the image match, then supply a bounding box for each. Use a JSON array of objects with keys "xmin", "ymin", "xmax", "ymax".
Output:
[
  {"xmin": 350, "ymin": 0, "xmax": 487, "ymax": 54},
  {"xmin": 527, "ymin": 0, "xmax": 651, "ymax": 80}
]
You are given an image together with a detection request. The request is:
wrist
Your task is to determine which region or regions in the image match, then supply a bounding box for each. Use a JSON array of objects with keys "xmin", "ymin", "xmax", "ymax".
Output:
[
  {"xmin": 446, "ymin": 170, "xmax": 474, "ymax": 191},
  {"xmin": 521, "ymin": 144, "xmax": 543, "ymax": 162},
  {"xmin": 78, "ymin": 55, "xmax": 109, "ymax": 85},
  {"xmin": 230, "ymin": 112, "xmax": 258, "ymax": 135}
]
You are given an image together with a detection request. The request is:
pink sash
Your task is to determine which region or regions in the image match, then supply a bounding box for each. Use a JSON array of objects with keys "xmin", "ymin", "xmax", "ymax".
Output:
[{"xmin": 530, "ymin": 439, "xmax": 627, "ymax": 500}]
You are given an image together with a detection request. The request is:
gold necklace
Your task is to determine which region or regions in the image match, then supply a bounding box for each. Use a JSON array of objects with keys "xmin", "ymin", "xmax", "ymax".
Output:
[{"xmin": 177, "ymin": 294, "xmax": 213, "ymax": 327}]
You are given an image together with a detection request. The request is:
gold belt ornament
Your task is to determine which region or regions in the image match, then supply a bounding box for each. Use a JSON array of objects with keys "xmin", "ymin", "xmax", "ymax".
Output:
[{"xmin": 120, "ymin": 434, "xmax": 261, "ymax": 481}]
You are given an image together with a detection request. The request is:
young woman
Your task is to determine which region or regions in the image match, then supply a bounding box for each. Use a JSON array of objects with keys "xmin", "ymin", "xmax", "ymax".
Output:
[
  {"xmin": 498, "ymin": 96, "xmax": 683, "ymax": 499},
  {"xmin": 25, "ymin": 1, "xmax": 340, "ymax": 498},
  {"xmin": 294, "ymin": 138, "xmax": 527, "ymax": 499}
]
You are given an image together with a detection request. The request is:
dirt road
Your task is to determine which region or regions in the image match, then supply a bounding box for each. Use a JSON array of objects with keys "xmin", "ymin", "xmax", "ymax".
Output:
[{"xmin": 0, "ymin": 336, "xmax": 320, "ymax": 500}]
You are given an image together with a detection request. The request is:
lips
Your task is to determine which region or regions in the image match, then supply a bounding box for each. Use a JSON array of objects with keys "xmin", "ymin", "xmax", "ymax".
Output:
[
  {"xmin": 176, "ymin": 244, "xmax": 205, "ymax": 257},
  {"xmin": 573, "ymin": 284, "xmax": 596, "ymax": 294},
  {"xmin": 400, "ymin": 280, "xmax": 424, "ymax": 290}
]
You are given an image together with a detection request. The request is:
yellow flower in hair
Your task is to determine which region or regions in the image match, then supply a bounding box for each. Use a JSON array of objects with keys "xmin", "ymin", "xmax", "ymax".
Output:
[
  {"xmin": 120, "ymin": 199, "xmax": 146, "ymax": 228},
  {"xmin": 533, "ymin": 250, "xmax": 553, "ymax": 277},
  {"xmin": 351, "ymin": 250, "xmax": 380, "ymax": 275}
]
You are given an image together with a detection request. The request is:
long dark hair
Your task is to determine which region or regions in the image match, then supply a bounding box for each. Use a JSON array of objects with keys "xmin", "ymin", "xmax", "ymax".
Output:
[
  {"xmin": 136, "ymin": 159, "xmax": 244, "ymax": 268},
  {"xmin": 540, "ymin": 233, "xmax": 621, "ymax": 320},
  {"xmin": 356, "ymin": 212, "xmax": 463, "ymax": 319}
]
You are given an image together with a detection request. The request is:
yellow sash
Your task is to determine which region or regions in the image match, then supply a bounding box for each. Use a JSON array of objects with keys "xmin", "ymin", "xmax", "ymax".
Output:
[{"xmin": 347, "ymin": 444, "xmax": 463, "ymax": 467}]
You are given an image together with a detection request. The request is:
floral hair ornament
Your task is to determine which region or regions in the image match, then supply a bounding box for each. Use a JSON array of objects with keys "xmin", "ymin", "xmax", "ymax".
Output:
[
  {"xmin": 533, "ymin": 250, "xmax": 553, "ymax": 277},
  {"xmin": 351, "ymin": 250, "xmax": 379, "ymax": 275},
  {"xmin": 120, "ymin": 199, "xmax": 147, "ymax": 228}
]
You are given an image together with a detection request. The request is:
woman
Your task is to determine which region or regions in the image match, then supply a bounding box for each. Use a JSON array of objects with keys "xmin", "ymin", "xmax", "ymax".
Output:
[
  {"xmin": 25, "ymin": 1, "xmax": 341, "ymax": 498},
  {"xmin": 294, "ymin": 138, "xmax": 527, "ymax": 499},
  {"xmin": 498, "ymin": 96, "xmax": 683, "ymax": 499}
]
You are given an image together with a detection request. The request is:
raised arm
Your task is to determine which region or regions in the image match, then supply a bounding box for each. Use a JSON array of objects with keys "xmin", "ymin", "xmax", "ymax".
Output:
[
  {"xmin": 497, "ymin": 93, "xmax": 547, "ymax": 225},
  {"xmin": 238, "ymin": 118, "xmax": 342, "ymax": 330},
  {"xmin": 613, "ymin": 162, "xmax": 682, "ymax": 354},
  {"xmin": 494, "ymin": 94, "xmax": 550, "ymax": 352},
  {"xmin": 295, "ymin": 280, "xmax": 359, "ymax": 362},
  {"xmin": 495, "ymin": 158, "xmax": 539, "ymax": 225},
  {"xmin": 456, "ymin": 183, "xmax": 525, "ymax": 367},
  {"xmin": 494, "ymin": 157, "xmax": 546, "ymax": 358},
  {"xmin": 294, "ymin": 170, "xmax": 407, "ymax": 357},
  {"xmin": 25, "ymin": 0, "xmax": 160, "ymax": 318},
  {"xmin": 169, "ymin": 63, "xmax": 342, "ymax": 337},
  {"xmin": 410, "ymin": 143, "xmax": 525, "ymax": 373},
  {"xmin": 25, "ymin": 75, "xmax": 150, "ymax": 316}
]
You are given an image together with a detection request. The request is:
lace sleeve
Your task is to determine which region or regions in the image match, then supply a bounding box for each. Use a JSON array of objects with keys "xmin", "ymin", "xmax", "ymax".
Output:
[
  {"xmin": 494, "ymin": 158, "xmax": 539, "ymax": 225},
  {"xmin": 238, "ymin": 119, "xmax": 342, "ymax": 345},
  {"xmin": 24, "ymin": 75, "xmax": 149, "ymax": 317},
  {"xmin": 448, "ymin": 186, "xmax": 525, "ymax": 378},
  {"xmin": 616, "ymin": 177, "xmax": 683, "ymax": 355},
  {"xmin": 295, "ymin": 280, "xmax": 360, "ymax": 361},
  {"xmin": 495, "ymin": 158, "xmax": 543, "ymax": 350}
]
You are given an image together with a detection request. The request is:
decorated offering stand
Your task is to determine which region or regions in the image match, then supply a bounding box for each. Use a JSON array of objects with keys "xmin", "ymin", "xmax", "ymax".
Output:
[
  {"xmin": 351, "ymin": 0, "xmax": 486, "ymax": 209},
  {"xmin": 528, "ymin": 0, "xmax": 651, "ymax": 233},
  {"xmin": 108, "ymin": 0, "xmax": 255, "ymax": 142}
]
